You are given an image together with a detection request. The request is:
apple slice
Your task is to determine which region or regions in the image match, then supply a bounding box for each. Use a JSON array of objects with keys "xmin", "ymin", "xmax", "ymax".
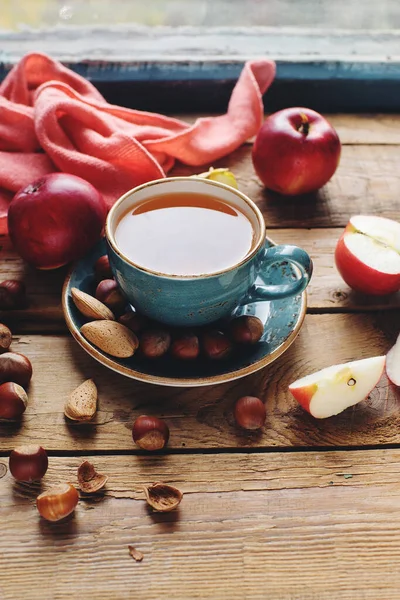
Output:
[
  {"xmin": 386, "ymin": 333, "xmax": 400, "ymax": 386},
  {"xmin": 289, "ymin": 355, "xmax": 386, "ymax": 418},
  {"xmin": 335, "ymin": 215, "xmax": 400, "ymax": 295}
]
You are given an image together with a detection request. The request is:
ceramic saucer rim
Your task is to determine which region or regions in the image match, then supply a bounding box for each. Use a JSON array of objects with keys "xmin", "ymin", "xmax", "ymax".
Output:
[{"xmin": 62, "ymin": 235, "xmax": 307, "ymax": 387}]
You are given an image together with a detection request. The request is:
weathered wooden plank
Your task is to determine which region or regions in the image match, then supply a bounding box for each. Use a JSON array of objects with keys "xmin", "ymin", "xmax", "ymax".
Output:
[
  {"xmin": 277, "ymin": 229, "xmax": 400, "ymax": 311},
  {"xmin": 328, "ymin": 114, "xmax": 400, "ymax": 145},
  {"xmin": 2, "ymin": 25, "xmax": 400, "ymax": 63},
  {"xmin": 0, "ymin": 236, "xmax": 67, "ymax": 331},
  {"xmin": 0, "ymin": 311, "xmax": 398, "ymax": 452},
  {"xmin": 176, "ymin": 113, "xmax": 400, "ymax": 145},
  {"xmin": 4, "ymin": 226, "xmax": 400, "ymax": 333},
  {"xmin": 172, "ymin": 144, "xmax": 400, "ymax": 228},
  {"xmin": 1, "ymin": 135, "xmax": 399, "ymax": 330},
  {"xmin": 1, "ymin": 449, "xmax": 400, "ymax": 600}
]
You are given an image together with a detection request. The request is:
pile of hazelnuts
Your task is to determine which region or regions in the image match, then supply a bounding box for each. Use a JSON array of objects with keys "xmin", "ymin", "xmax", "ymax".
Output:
[
  {"xmin": 95, "ymin": 255, "xmax": 269, "ymax": 446},
  {"xmin": 0, "ymin": 280, "xmax": 32, "ymax": 422},
  {"xmin": 0, "ymin": 272, "xmax": 267, "ymax": 523},
  {"xmin": 0, "ymin": 280, "xmax": 78, "ymax": 522},
  {"xmin": 94, "ymin": 254, "xmax": 265, "ymax": 361}
]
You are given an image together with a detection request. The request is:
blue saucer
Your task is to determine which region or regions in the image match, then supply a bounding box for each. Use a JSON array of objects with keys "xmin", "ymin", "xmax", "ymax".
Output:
[{"xmin": 62, "ymin": 237, "xmax": 306, "ymax": 387}]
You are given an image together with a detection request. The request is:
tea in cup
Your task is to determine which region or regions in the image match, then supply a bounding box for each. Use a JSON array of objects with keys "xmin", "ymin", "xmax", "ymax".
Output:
[{"xmin": 106, "ymin": 177, "xmax": 312, "ymax": 326}]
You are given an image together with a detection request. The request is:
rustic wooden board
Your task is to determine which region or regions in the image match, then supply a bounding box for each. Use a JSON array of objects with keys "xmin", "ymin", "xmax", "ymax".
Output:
[
  {"xmin": 0, "ymin": 111, "xmax": 399, "ymax": 598},
  {"xmin": 172, "ymin": 144, "xmax": 400, "ymax": 228},
  {"xmin": 276, "ymin": 229, "xmax": 400, "ymax": 311},
  {"xmin": 0, "ymin": 311, "xmax": 398, "ymax": 452},
  {"xmin": 1, "ymin": 113, "xmax": 399, "ymax": 331},
  {"xmin": 2, "ymin": 226, "xmax": 399, "ymax": 334},
  {"xmin": 328, "ymin": 113, "xmax": 400, "ymax": 145},
  {"xmin": 3, "ymin": 25, "xmax": 400, "ymax": 63},
  {"xmin": 176, "ymin": 113, "xmax": 400, "ymax": 145},
  {"xmin": 1, "ymin": 449, "xmax": 400, "ymax": 600}
]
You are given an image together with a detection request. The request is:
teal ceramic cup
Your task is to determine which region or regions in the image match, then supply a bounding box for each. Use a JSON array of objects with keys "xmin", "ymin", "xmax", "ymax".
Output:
[{"xmin": 105, "ymin": 177, "xmax": 312, "ymax": 327}]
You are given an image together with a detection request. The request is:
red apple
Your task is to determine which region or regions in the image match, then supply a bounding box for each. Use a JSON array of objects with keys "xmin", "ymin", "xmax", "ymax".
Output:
[
  {"xmin": 289, "ymin": 355, "xmax": 385, "ymax": 418},
  {"xmin": 335, "ymin": 215, "xmax": 400, "ymax": 295},
  {"xmin": 8, "ymin": 173, "xmax": 106, "ymax": 269},
  {"xmin": 252, "ymin": 107, "xmax": 341, "ymax": 195}
]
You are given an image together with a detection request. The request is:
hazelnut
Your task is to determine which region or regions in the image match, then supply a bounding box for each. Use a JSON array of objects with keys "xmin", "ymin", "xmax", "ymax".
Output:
[
  {"xmin": 0, "ymin": 280, "xmax": 27, "ymax": 310},
  {"xmin": 9, "ymin": 444, "xmax": 48, "ymax": 481},
  {"xmin": 140, "ymin": 328, "xmax": 171, "ymax": 359},
  {"xmin": 234, "ymin": 396, "xmax": 266, "ymax": 430},
  {"xmin": 202, "ymin": 330, "xmax": 232, "ymax": 360},
  {"xmin": 143, "ymin": 482, "xmax": 183, "ymax": 512},
  {"xmin": 118, "ymin": 311, "xmax": 149, "ymax": 333},
  {"xmin": 95, "ymin": 279, "xmax": 126, "ymax": 313},
  {"xmin": 94, "ymin": 255, "xmax": 113, "ymax": 282},
  {"xmin": 229, "ymin": 316, "xmax": 264, "ymax": 344},
  {"xmin": 77, "ymin": 460, "xmax": 108, "ymax": 493},
  {"xmin": 36, "ymin": 483, "xmax": 79, "ymax": 522},
  {"xmin": 171, "ymin": 332, "xmax": 200, "ymax": 360},
  {"xmin": 132, "ymin": 415, "xmax": 170, "ymax": 451},
  {"xmin": 0, "ymin": 382, "xmax": 28, "ymax": 420},
  {"xmin": 0, "ymin": 352, "xmax": 32, "ymax": 388},
  {"xmin": 0, "ymin": 323, "xmax": 12, "ymax": 353}
]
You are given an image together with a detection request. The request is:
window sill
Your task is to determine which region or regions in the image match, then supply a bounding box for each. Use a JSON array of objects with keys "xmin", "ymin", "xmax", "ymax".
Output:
[{"xmin": 1, "ymin": 26, "xmax": 399, "ymax": 112}]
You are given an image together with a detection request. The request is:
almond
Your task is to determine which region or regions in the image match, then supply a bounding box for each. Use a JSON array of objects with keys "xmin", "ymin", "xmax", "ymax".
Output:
[
  {"xmin": 81, "ymin": 320, "xmax": 139, "ymax": 358},
  {"xmin": 71, "ymin": 288, "xmax": 115, "ymax": 321},
  {"xmin": 64, "ymin": 379, "xmax": 98, "ymax": 421}
]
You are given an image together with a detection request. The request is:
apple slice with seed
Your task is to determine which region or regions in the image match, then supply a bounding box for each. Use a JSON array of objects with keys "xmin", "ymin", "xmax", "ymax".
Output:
[{"xmin": 289, "ymin": 355, "xmax": 386, "ymax": 418}]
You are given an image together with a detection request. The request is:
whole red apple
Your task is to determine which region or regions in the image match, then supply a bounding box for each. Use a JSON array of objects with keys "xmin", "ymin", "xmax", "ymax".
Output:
[
  {"xmin": 252, "ymin": 107, "xmax": 341, "ymax": 195},
  {"xmin": 335, "ymin": 215, "xmax": 400, "ymax": 295},
  {"xmin": 8, "ymin": 173, "xmax": 106, "ymax": 269}
]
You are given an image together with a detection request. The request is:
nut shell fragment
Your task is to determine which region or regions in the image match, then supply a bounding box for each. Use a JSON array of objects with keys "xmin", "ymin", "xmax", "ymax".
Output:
[
  {"xmin": 77, "ymin": 460, "xmax": 108, "ymax": 493},
  {"xmin": 143, "ymin": 482, "xmax": 183, "ymax": 512},
  {"xmin": 128, "ymin": 546, "xmax": 144, "ymax": 562},
  {"xmin": 81, "ymin": 320, "xmax": 139, "ymax": 358},
  {"xmin": 71, "ymin": 288, "xmax": 115, "ymax": 321},
  {"xmin": 65, "ymin": 379, "xmax": 98, "ymax": 421}
]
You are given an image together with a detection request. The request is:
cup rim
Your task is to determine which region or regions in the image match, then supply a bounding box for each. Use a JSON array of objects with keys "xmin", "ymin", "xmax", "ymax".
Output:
[{"xmin": 105, "ymin": 176, "xmax": 265, "ymax": 279}]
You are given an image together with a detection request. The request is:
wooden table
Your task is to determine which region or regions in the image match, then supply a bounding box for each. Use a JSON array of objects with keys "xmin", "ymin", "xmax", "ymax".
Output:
[{"xmin": 1, "ymin": 113, "xmax": 400, "ymax": 600}]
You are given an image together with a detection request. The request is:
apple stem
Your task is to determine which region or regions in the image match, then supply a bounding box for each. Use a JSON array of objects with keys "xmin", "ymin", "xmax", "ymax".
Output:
[
  {"xmin": 347, "ymin": 378, "xmax": 356, "ymax": 386},
  {"xmin": 298, "ymin": 114, "xmax": 310, "ymax": 136},
  {"xmin": 26, "ymin": 180, "xmax": 43, "ymax": 194}
]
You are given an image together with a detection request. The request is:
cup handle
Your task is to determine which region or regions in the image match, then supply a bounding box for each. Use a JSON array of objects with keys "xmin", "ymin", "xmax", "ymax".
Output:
[{"xmin": 239, "ymin": 245, "xmax": 313, "ymax": 304}]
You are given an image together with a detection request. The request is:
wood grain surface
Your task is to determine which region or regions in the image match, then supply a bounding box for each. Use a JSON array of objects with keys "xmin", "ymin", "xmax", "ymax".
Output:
[
  {"xmin": 176, "ymin": 113, "xmax": 400, "ymax": 145},
  {"xmin": 0, "ymin": 311, "xmax": 398, "ymax": 452},
  {"xmin": 1, "ymin": 113, "xmax": 400, "ymax": 600},
  {"xmin": 2, "ymin": 227, "xmax": 399, "ymax": 333},
  {"xmin": 1, "ymin": 450, "xmax": 400, "ymax": 600},
  {"xmin": 3, "ymin": 113, "xmax": 400, "ymax": 332},
  {"xmin": 328, "ymin": 114, "xmax": 400, "ymax": 145},
  {"xmin": 173, "ymin": 144, "xmax": 400, "ymax": 228}
]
